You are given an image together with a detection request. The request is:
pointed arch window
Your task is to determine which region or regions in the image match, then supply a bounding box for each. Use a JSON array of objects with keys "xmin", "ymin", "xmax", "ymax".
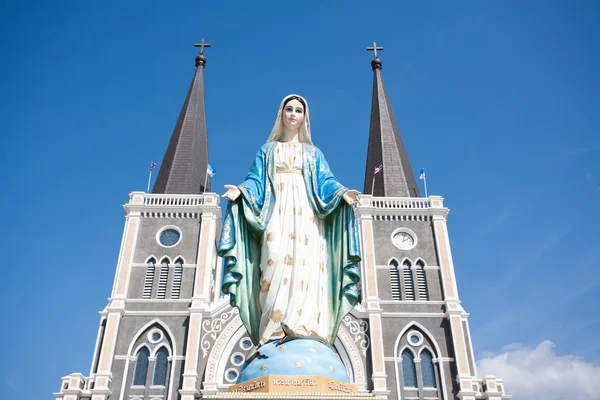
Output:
[
  {"xmin": 143, "ymin": 258, "xmax": 156, "ymax": 299},
  {"xmin": 420, "ymin": 349, "xmax": 436, "ymax": 388},
  {"xmin": 415, "ymin": 260, "xmax": 428, "ymax": 300},
  {"xmin": 171, "ymin": 258, "xmax": 183, "ymax": 299},
  {"xmin": 389, "ymin": 259, "xmax": 401, "ymax": 300},
  {"xmin": 401, "ymin": 350, "xmax": 417, "ymax": 387},
  {"xmin": 157, "ymin": 258, "xmax": 169, "ymax": 299},
  {"xmin": 152, "ymin": 347, "xmax": 169, "ymax": 386},
  {"xmin": 133, "ymin": 347, "xmax": 150, "ymax": 386},
  {"xmin": 402, "ymin": 260, "xmax": 415, "ymax": 300}
]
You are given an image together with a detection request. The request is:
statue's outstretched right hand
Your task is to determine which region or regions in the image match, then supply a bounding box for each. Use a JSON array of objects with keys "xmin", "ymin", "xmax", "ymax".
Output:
[{"xmin": 222, "ymin": 185, "xmax": 241, "ymax": 201}]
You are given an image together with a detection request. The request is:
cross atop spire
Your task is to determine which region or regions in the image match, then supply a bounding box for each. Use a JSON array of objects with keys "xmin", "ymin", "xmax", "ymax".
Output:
[
  {"xmin": 367, "ymin": 41, "xmax": 384, "ymax": 58},
  {"xmin": 194, "ymin": 38, "xmax": 212, "ymax": 67},
  {"xmin": 194, "ymin": 37, "xmax": 212, "ymax": 54}
]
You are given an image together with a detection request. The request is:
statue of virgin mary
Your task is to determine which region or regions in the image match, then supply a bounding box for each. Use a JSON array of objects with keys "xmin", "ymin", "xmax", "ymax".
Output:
[{"xmin": 218, "ymin": 94, "xmax": 361, "ymax": 347}]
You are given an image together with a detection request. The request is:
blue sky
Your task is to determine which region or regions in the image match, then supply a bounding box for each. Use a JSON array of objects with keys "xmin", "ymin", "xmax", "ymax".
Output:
[{"xmin": 1, "ymin": 1, "xmax": 599, "ymax": 399}]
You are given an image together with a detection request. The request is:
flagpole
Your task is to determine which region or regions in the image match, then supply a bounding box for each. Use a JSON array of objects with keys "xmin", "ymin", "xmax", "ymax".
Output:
[
  {"xmin": 147, "ymin": 170, "xmax": 152, "ymax": 193},
  {"xmin": 371, "ymin": 175, "xmax": 375, "ymax": 195},
  {"xmin": 423, "ymin": 175, "xmax": 428, "ymax": 198},
  {"xmin": 203, "ymin": 169, "xmax": 209, "ymax": 193}
]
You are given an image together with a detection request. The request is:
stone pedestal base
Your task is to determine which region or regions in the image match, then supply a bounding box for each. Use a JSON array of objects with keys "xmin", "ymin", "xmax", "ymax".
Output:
[{"xmin": 228, "ymin": 375, "xmax": 358, "ymax": 395}]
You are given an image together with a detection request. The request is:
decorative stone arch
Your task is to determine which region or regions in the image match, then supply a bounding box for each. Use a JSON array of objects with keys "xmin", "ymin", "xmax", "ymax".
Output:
[
  {"xmin": 173, "ymin": 256, "xmax": 186, "ymax": 264},
  {"xmin": 387, "ymin": 256, "xmax": 400, "ymax": 266},
  {"xmin": 398, "ymin": 345, "xmax": 417, "ymax": 358},
  {"xmin": 392, "ymin": 321, "xmax": 448, "ymax": 400},
  {"xmin": 159, "ymin": 256, "xmax": 171, "ymax": 264},
  {"xmin": 144, "ymin": 255, "xmax": 157, "ymax": 264},
  {"xmin": 119, "ymin": 318, "xmax": 177, "ymax": 400},
  {"xmin": 202, "ymin": 310, "xmax": 368, "ymax": 394}
]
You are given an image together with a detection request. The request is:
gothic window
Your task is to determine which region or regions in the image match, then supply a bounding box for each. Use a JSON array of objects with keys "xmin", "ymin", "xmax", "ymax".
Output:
[
  {"xmin": 143, "ymin": 258, "xmax": 156, "ymax": 299},
  {"xmin": 420, "ymin": 349, "xmax": 436, "ymax": 388},
  {"xmin": 415, "ymin": 259, "xmax": 429, "ymax": 300},
  {"xmin": 133, "ymin": 347, "xmax": 150, "ymax": 386},
  {"xmin": 171, "ymin": 258, "xmax": 183, "ymax": 299},
  {"xmin": 152, "ymin": 347, "xmax": 169, "ymax": 386},
  {"xmin": 389, "ymin": 259, "xmax": 401, "ymax": 300},
  {"xmin": 157, "ymin": 258, "xmax": 169, "ymax": 299},
  {"xmin": 402, "ymin": 260, "xmax": 415, "ymax": 300},
  {"xmin": 401, "ymin": 350, "xmax": 417, "ymax": 387}
]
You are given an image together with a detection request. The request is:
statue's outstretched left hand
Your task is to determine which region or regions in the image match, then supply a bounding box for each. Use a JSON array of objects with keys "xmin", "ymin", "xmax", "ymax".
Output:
[{"xmin": 343, "ymin": 189, "xmax": 360, "ymax": 206}]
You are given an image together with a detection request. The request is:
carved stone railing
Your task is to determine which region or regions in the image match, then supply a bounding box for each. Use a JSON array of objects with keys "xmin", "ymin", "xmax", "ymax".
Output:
[
  {"xmin": 370, "ymin": 197, "xmax": 430, "ymax": 209},
  {"xmin": 124, "ymin": 192, "xmax": 222, "ymax": 219},
  {"xmin": 357, "ymin": 195, "xmax": 448, "ymax": 219},
  {"xmin": 143, "ymin": 193, "xmax": 206, "ymax": 206}
]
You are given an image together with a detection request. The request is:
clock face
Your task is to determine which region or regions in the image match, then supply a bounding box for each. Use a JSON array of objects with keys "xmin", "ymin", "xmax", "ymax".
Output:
[{"xmin": 392, "ymin": 231, "xmax": 415, "ymax": 250}]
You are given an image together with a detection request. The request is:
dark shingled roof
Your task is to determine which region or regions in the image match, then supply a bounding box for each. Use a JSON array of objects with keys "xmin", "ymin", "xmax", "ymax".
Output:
[
  {"xmin": 152, "ymin": 57, "xmax": 210, "ymax": 194},
  {"xmin": 363, "ymin": 59, "xmax": 420, "ymax": 197}
]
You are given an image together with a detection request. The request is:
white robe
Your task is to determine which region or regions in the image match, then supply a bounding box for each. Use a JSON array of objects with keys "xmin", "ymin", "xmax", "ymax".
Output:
[{"xmin": 257, "ymin": 142, "xmax": 332, "ymax": 343}]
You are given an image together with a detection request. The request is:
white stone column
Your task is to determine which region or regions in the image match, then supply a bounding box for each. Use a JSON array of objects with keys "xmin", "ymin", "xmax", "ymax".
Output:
[
  {"xmin": 180, "ymin": 194, "xmax": 221, "ymax": 400},
  {"xmin": 90, "ymin": 191, "xmax": 144, "ymax": 400},
  {"xmin": 429, "ymin": 196, "xmax": 477, "ymax": 399},
  {"xmin": 358, "ymin": 196, "xmax": 389, "ymax": 398}
]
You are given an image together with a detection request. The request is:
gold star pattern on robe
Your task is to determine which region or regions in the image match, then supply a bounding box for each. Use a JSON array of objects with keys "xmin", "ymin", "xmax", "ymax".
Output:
[
  {"xmin": 289, "ymin": 233, "xmax": 295, "ymax": 240},
  {"xmin": 267, "ymin": 258, "xmax": 275, "ymax": 267},
  {"xmin": 309, "ymin": 216, "xmax": 315, "ymax": 223},
  {"xmin": 283, "ymin": 277, "xmax": 289, "ymax": 285},
  {"xmin": 299, "ymin": 280, "xmax": 308, "ymax": 290},
  {"xmin": 297, "ymin": 309, "xmax": 302, "ymax": 316},
  {"xmin": 260, "ymin": 364, "xmax": 267, "ymax": 372},
  {"xmin": 272, "ymin": 309, "xmax": 283, "ymax": 323},
  {"xmin": 267, "ymin": 232, "xmax": 276, "ymax": 242},
  {"xmin": 284, "ymin": 254, "xmax": 293, "ymax": 265},
  {"xmin": 296, "ymin": 207, "xmax": 303, "ymax": 216},
  {"xmin": 279, "ymin": 346, "xmax": 286, "ymax": 352},
  {"xmin": 294, "ymin": 361, "xmax": 303, "ymax": 369},
  {"xmin": 260, "ymin": 279, "xmax": 270, "ymax": 293},
  {"xmin": 302, "ymin": 235, "xmax": 309, "ymax": 246},
  {"xmin": 320, "ymin": 261, "xmax": 325, "ymax": 271}
]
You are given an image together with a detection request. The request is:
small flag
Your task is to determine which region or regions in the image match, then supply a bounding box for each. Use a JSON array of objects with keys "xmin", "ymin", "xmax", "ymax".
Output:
[
  {"xmin": 207, "ymin": 164, "xmax": 216, "ymax": 177},
  {"xmin": 419, "ymin": 168, "xmax": 426, "ymax": 180},
  {"xmin": 373, "ymin": 164, "xmax": 383, "ymax": 175},
  {"xmin": 150, "ymin": 162, "xmax": 156, "ymax": 171}
]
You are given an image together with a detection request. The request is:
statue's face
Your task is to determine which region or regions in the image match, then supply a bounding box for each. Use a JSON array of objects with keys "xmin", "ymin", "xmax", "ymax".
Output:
[{"xmin": 282, "ymin": 99, "xmax": 305, "ymax": 131}]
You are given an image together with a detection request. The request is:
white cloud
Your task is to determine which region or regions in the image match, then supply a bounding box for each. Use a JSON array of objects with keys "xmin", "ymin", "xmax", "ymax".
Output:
[{"xmin": 477, "ymin": 341, "xmax": 600, "ymax": 400}]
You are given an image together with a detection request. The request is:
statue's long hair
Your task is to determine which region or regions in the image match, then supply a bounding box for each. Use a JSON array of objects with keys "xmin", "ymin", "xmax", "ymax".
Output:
[{"xmin": 265, "ymin": 94, "xmax": 313, "ymax": 145}]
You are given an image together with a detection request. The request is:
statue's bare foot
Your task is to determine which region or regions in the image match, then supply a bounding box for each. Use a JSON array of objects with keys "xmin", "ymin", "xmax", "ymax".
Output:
[
  {"xmin": 245, "ymin": 345, "xmax": 268, "ymax": 364},
  {"xmin": 275, "ymin": 323, "xmax": 300, "ymax": 346}
]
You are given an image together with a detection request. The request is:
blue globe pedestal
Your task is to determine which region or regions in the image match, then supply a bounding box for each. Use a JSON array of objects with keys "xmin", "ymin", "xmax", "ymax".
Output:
[{"xmin": 229, "ymin": 339, "xmax": 358, "ymax": 395}]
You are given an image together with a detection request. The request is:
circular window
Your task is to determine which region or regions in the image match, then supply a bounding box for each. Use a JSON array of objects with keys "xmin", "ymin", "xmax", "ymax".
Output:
[
  {"xmin": 240, "ymin": 337, "xmax": 253, "ymax": 351},
  {"xmin": 407, "ymin": 330, "xmax": 423, "ymax": 347},
  {"xmin": 225, "ymin": 368, "xmax": 239, "ymax": 383},
  {"xmin": 157, "ymin": 227, "xmax": 181, "ymax": 247},
  {"xmin": 148, "ymin": 330, "xmax": 163, "ymax": 343},
  {"xmin": 231, "ymin": 352, "xmax": 245, "ymax": 366}
]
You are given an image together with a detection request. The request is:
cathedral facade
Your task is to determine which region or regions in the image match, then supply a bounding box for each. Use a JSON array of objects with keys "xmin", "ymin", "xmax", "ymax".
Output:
[{"xmin": 54, "ymin": 46, "xmax": 510, "ymax": 400}]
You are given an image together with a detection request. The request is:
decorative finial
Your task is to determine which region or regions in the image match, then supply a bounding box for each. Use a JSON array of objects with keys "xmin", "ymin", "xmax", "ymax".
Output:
[
  {"xmin": 367, "ymin": 41, "xmax": 383, "ymax": 70},
  {"xmin": 194, "ymin": 37, "xmax": 212, "ymax": 67}
]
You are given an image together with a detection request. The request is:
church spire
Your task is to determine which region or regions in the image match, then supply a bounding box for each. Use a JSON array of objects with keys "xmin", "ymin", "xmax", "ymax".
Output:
[
  {"xmin": 152, "ymin": 39, "xmax": 212, "ymax": 194},
  {"xmin": 363, "ymin": 42, "xmax": 421, "ymax": 197}
]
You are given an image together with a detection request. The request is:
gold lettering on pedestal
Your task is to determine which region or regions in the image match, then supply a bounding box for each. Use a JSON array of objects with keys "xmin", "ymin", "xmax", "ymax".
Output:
[
  {"xmin": 231, "ymin": 380, "xmax": 266, "ymax": 393},
  {"xmin": 328, "ymin": 381, "xmax": 354, "ymax": 393},
  {"xmin": 272, "ymin": 378, "xmax": 318, "ymax": 387}
]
